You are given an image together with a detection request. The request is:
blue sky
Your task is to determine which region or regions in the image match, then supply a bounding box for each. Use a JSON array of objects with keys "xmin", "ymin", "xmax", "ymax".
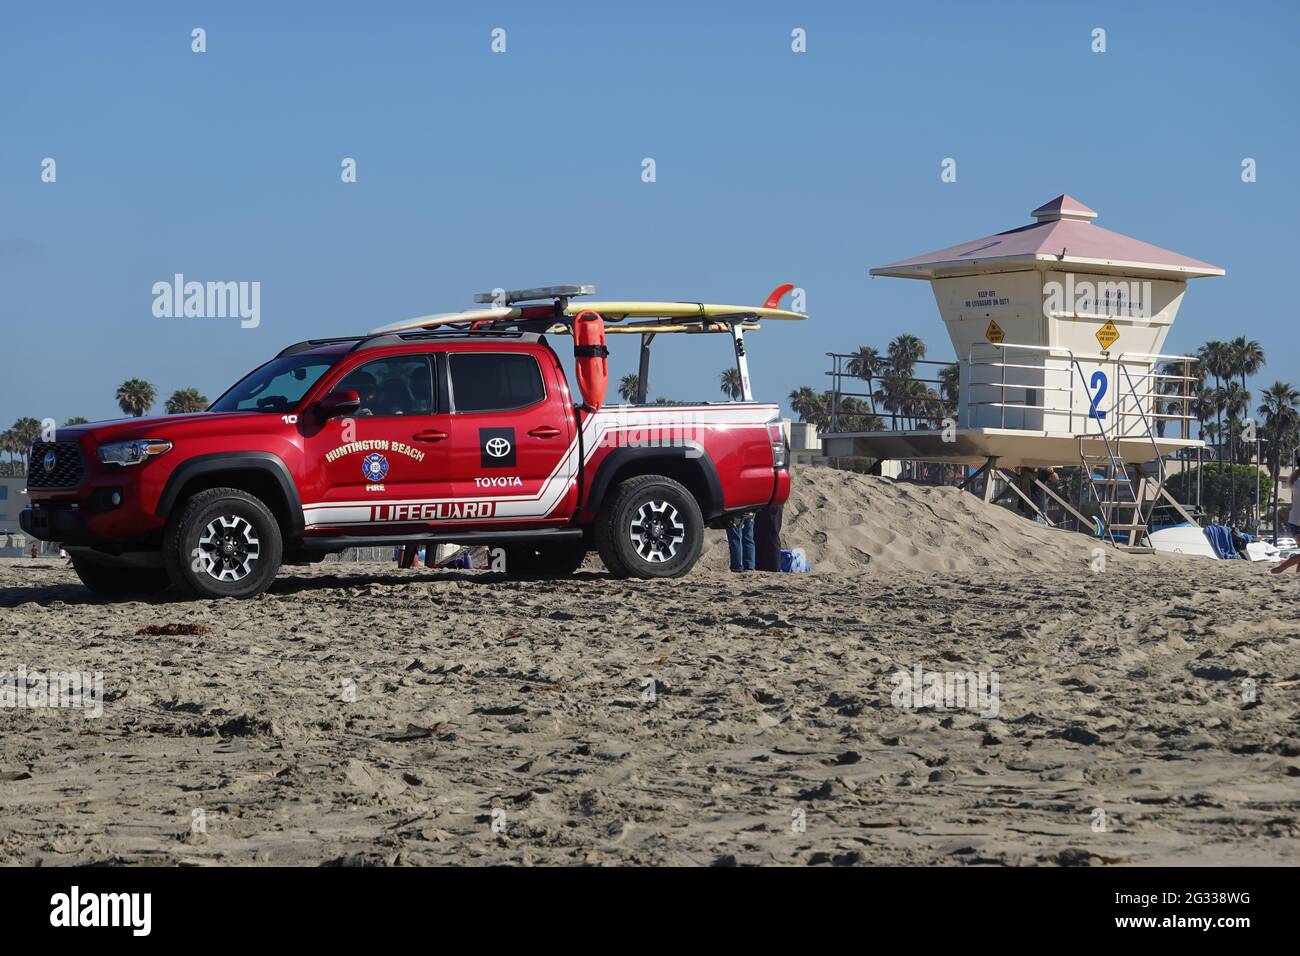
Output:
[{"xmin": 2, "ymin": 0, "xmax": 1296, "ymax": 424}]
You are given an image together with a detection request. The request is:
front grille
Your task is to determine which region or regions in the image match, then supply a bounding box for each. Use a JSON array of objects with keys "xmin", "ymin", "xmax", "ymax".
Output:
[{"xmin": 27, "ymin": 441, "xmax": 85, "ymax": 489}]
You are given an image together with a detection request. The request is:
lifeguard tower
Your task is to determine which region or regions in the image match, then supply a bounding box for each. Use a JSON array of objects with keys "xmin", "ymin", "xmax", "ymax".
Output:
[{"xmin": 822, "ymin": 195, "xmax": 1223, "ymax": 550}]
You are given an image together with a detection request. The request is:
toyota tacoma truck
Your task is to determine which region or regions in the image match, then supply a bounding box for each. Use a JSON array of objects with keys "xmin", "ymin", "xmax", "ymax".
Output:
[{"xmin": 21, "ymin": 295, "xmax": 793, "ymax": 599}]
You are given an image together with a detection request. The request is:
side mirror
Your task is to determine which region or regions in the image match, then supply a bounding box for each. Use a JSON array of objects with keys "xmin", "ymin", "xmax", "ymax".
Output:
[{"xmin": 319, "ymin": 389, "xmax": 361, "ymax": 418}]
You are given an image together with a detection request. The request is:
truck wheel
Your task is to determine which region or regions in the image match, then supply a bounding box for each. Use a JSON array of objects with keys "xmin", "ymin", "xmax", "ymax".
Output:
[
  {"xmin": 70, "ymin": 556, "xmax": 172, "ymax": 598},
  {"xmin": 502, "ymin": 541, "xmax": 587, "ymax": 579},
  {"xmin": 595, "ymin": 475, "xmax": 703, "ymax": 579},
  {"xmin": 164, "ymin": 487, "xmax": 283, "ymax": 599}
]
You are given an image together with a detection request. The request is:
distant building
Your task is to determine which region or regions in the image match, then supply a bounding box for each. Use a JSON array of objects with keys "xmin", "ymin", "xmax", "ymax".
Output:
[{"xmin": 0, "ymin": 476, "xmax": 31, "ymax": 554}]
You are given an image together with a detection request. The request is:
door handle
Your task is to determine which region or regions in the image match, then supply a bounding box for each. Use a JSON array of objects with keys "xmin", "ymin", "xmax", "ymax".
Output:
[
  {"xmin": 413, "ymin": 429, "xmax": 448, "ymax": 443},
  {"xmin": 528, "ymin": 425, "xmax": 561, "ymax": 438}
]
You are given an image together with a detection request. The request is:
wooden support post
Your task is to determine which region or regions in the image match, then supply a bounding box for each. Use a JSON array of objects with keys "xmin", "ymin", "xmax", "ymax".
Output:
[
  {"xmin": 1157, "ymin": 484, "xmax": 1200, "ymax": 527},
  {"xmin": 1034, "ymin": 477, "xmax": 1092, "ymax": 530},
  {"xmin": 997, "ymin": 469, "xmax": 1055, "ymax": 525},
  {"xmin": 982, "ymin": 457, "xmax": 999, "ymax": 502},
  {"xmin": 958, "ymin": 456, "xmax": 995, "ymax": 494}
]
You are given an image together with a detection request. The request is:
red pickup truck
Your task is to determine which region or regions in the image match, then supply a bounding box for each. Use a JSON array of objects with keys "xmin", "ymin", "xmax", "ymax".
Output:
[{"xmin": 22, "ymin": 329, "xmax": 790, "ymax": 598}]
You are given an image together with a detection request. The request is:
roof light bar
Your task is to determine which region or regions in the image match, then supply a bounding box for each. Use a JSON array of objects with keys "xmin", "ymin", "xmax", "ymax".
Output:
[{"xmin": 473, "ymin": 284, "xmax": 595, "ymax": 305}]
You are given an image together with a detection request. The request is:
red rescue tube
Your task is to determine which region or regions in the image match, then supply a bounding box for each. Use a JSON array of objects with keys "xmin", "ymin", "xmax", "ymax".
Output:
[{"xmin": 573, "ymin": 309, "xmax": 608, "ymax": 411}]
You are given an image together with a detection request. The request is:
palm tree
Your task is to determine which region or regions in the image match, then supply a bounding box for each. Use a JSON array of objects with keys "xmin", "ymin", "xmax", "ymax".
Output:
[
  {"xmin": 1218, "ymin": 381, "xmax": 1250, "ymax": 524},
  {"xmin": 0, "ymin": 429, "xmax": 18, "ymax": 476},
  {"xmin": 617, "ymin": 373, "xmax": 640, "ymax": 403},
  {"xmin": 838, "ymin": 396, "xmax": 883, "ymax": 432},
  {"xmin": 939, "ymin": 363, "xmax": 960, "ymax": 418},
  {"xmin": 1197, "ymin": 341, "xmax": 1230, "ymax": 459},
  {"xmin": 116, "ymin": 379, "xmax": 157, "ymax": 417},
  {"xmin": 1259, "ymin": 381, "xmax": 1300, "ymax": 541},
  {"xmin": 876, "ymin": 366, "xmax": 910, "ymax": 430},
  {"xmin": 165, "ymin": 388, "xmax": 209, "ymax": 414},
  {"xmin": 63, "ymin": 416, "xmax": 89, "ymax": 425},
  {"xmin": 788, "ymin": 386, "xmax": 824, "ymax": 429},
  {"xmin": 887, "ymin": 334, "xmax": 927, "ymax": 378},
  {"xmin": 10, "ymin": 417, "xmax": 41, "ymax": 473},
  {"xmin": 1191, "ymin": 386, "xmax": 1215, "ymax": 443},
  {"xmin": 720, "ymin": 367, "xmax": 744, "ymax": 401},
  {"xmin": 1229, "ymin": 336, "xmax": 1265, "ymax": 394},
  {"xmin": 845, "ymin": 345, "xmax": 883, "ymax": 416}
]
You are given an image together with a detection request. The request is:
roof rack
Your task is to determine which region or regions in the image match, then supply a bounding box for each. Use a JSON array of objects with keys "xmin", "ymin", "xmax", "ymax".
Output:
[
  {"xmin": 276, "ymin": 328, "xmax": 546, "ymax": 359},
  {"xmin": 275, "ymin": 336, "xmax": 365, "ymax": 357},
  {"xmin": 356, "ymin": 329, "xmax": 542, "ymax": 351}
]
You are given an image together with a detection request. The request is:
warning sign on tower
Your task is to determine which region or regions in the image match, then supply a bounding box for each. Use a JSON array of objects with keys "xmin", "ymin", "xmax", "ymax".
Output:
[
  {"xmin": 985, "ymin": 319, "xmax": 1005, "ymax": 345},
  {"xmin": 1095, "ymin": 320, "xmax": 1120, "ymax": 350}
]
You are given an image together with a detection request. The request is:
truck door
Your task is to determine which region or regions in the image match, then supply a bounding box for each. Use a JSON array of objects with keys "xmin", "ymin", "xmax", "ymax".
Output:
[
  {"xmin": 300, "ymin": 353, "xmax": 452, "ymax": 531},
  {"xmin": 438, "ymin": 348, "xmax": 577, "ymax": 526}
]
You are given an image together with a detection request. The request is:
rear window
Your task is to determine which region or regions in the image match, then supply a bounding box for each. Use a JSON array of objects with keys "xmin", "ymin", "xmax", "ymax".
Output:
[{"xmin": 448, "ymin": 353, "xmax": 546, "ymax": 413}]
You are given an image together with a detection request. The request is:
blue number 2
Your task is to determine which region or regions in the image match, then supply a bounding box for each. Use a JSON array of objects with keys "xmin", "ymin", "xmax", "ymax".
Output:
[{"xmin": 1088, "ymin": 370, "xmax": 1108, "ymax": 420}]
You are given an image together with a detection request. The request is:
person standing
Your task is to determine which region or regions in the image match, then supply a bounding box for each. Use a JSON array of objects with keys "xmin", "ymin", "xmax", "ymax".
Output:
[
  {"xmin": 754, "ymin": 504, "xmax": 784, "ymax": 572},
  {"xmin": 727, "ymin": 513, "xmax": 756, "ymax": 572}
]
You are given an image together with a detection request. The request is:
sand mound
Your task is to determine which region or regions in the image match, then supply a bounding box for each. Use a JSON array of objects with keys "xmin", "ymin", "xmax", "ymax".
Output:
[{"xmin": 706, "ymin": 465, "xmax": 1142, "ymax": 575}]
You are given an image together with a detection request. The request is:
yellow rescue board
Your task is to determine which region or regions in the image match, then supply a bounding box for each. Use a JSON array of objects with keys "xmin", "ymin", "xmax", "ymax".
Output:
[
  {"xmin": 566, "ymin": 301, "xmax": 805, "ymax": 322},
  {"xmin": 601, "ymin": 321, "xmax": 761, "ymax": 334}
]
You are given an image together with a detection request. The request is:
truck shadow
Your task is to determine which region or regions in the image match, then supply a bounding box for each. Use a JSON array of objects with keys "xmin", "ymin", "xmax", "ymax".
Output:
[
  {"xmin": 0, "ymin": 582, "xmax": 179, "ymax": 608},
  {"xmin": 0, "ymin": 569, "xmax": 614, "ymax": 607},
  {"xmin": 267, "ymin": 568, "xmax": 612, "ymax": 595}
]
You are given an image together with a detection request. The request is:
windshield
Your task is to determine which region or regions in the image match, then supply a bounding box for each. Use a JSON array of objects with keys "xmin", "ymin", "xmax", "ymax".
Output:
[{"xmin": 209, "ymin": 354, "xmax": 340, "ymax": 413}]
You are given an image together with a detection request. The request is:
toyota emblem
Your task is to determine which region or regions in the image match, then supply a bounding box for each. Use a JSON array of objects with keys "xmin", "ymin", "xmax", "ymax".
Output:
[
  {"xmin": 42, "ymin": 450, "xmax": 57, "ymax": 474},
  {"xmin": 485, "ymin": 437, "xmax": 511, "ymax": 458}
]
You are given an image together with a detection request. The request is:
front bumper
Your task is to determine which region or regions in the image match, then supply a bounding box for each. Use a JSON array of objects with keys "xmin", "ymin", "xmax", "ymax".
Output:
[
  {"xmin": 20, "ymin": 504, "xmax": 93, "ymax": 545},
  {"xmin": 20, "ymin": 484, "xmax": 161, "ymax": 549}
]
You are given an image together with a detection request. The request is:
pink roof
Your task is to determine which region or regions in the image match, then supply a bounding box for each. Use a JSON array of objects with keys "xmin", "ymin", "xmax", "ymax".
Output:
[
  {"xmin": 872, "ymin": 195, "xmax": 1224, "ymax": 280},
  {"xmin": 1030, "ymin": 193, "xmax": 1097, "ymax": 221}
]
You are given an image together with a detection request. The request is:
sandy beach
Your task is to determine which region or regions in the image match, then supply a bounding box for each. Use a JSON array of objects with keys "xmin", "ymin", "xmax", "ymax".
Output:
[{"xmin": 1, "ymin": 469, "xmax": 1297, "ymax": 866}]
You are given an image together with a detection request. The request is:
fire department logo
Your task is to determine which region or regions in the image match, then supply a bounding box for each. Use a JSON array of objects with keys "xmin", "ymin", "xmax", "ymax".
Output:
[{"xmin": 361, "ymin": 452, "xmax": 389, "ymax": 482}]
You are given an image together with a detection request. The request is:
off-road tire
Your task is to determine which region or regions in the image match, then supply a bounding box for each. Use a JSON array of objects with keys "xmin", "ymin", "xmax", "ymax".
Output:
[
  {"xmin": 501, "ymin": 540, "xmax": 588, "ymax": 579},
  {"xmin": 70, "ymin": 556, "xmax": 172, "ymax": 598},
  {"xmin": 594, "ymin": 475, "xmax": 704, "ymax": 579},
  {"xmin": 163, "ymin": 487, "xmax": 283, "ymax": 599}
]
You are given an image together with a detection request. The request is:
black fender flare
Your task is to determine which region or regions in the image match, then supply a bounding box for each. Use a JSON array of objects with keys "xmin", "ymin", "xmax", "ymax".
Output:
[
  {"xmin": 155, "ymin": 451, "xmax": 304, "ymax": 536},
  {"xmin": 585, "ymin": 442, "xmax": 724, "ymax": 520}
]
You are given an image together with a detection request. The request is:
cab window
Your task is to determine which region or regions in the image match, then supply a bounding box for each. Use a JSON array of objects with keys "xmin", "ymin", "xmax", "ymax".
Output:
[
  {"xmin": 447, "ymin": 352, "xmax": 545, "ymax": 413},
  {"xmin": 333, "ymin": 355, "xmax": 435, "ymax": 417},
  {"xmin": 210, "ymin": 355, "xmax": 337, "ymax": 413}
]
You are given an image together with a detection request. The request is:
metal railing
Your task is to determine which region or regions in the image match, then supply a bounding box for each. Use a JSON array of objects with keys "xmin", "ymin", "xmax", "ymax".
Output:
[
  {"xmin": 824, "ymin": 353, "xmax": 957, "ymax": 433},
  {"xmin": 965, "ymin": 343, "xmax": 1079, "ymax": 432},
  {"xmin": 964, "ymin": 344, "xmax": 1199, "ymax": 443},
  {"xmin": 825, "ymin": 343, "xmax": 1200, "ymax": 456}
]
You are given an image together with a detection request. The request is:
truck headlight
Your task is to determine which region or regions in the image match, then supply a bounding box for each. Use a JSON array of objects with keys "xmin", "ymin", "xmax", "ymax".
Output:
[{"xmin": 97, "ymin": 439, "xmax": 173, "ymax": 466}]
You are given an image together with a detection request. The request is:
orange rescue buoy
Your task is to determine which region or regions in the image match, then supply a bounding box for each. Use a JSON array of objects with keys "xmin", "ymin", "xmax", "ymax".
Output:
[{"xmin": 573, "ymin": 309, "xmax": 608, "ymax": 411}]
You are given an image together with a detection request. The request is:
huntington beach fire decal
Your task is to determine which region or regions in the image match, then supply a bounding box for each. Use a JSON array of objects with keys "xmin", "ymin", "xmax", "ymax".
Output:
[{"xmin": 324, "ymin": 439, "xmax": 426, "ymax": 465}]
